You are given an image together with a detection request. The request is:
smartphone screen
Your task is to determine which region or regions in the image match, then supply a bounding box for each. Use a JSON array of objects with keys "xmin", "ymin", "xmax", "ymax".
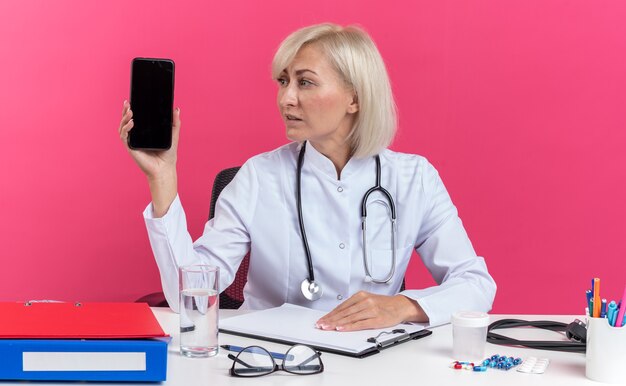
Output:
[{"xmin": 129, "ymin": 58, "xmax": 175, "ymax": 150}]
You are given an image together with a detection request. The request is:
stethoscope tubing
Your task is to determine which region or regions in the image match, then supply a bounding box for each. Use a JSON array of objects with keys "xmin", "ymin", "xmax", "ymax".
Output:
[
  {"xmin": 296, "ymin": 141, "xmax": 397, "ymax": 300},
  {"xmin": 296, "ymin": 142, "xmax": 316, "ymax": 283},
  {"xmin": 361, "ymin": 156, "xmax": 396, "ymax": 220},
  {"xmin": 361, "ymin": 155, "xmax": 397, "ymax": 284}
]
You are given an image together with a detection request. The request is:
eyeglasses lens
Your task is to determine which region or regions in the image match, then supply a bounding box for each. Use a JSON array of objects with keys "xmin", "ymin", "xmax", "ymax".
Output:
[
  {"xmin": 283, "ymin": 345, "xmax": 322, "ymax": 375},
  {"xmin": 232, "ymin": 346, "xmax": 274, "ymax": 377}
]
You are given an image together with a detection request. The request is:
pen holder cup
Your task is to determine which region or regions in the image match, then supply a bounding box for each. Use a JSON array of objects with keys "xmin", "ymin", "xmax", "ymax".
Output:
[{"xmin": 586, "ymin": 317, "xmax": 626, "ymax": 384}]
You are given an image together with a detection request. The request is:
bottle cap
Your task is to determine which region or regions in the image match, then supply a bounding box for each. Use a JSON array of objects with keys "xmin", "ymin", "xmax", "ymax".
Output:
[{"xmin": 452, "ymin": 311, "xmax": 490, "ymax": 328}]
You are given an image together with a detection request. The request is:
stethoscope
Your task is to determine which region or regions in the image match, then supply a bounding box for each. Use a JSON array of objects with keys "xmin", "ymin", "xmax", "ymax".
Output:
[{"xmin": 296, "ymin": 141, "xmax": 397, "ymax": 301}]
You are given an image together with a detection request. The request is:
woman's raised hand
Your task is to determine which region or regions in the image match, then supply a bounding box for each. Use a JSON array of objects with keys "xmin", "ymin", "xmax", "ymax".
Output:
[
  {"xmin": 118, "ymin": 100, "xmax": 181, "ymax": 217},
  {"xmin": 118, "ymin": 100, "xmax": 181, "ymax": 179}
]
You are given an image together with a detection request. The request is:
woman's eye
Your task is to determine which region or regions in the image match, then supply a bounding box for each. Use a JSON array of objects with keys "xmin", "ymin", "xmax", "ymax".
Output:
[
  {"xmin": 299, "ymin": 79, "xmax": 313, "ymax": 87},
  {"xmin": 277, "ymin": 78, "xmax": 288, "ymax": 86}
]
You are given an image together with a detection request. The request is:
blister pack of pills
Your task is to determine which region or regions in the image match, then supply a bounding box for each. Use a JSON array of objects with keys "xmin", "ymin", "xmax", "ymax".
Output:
[{"xmin": 516, "ymin": 357, "xmax": 549, "ymax": 374}]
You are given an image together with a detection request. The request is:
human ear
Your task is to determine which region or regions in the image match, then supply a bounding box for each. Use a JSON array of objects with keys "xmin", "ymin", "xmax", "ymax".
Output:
[{"xmin": 347, "ymin": 93, "xmax": 359, "ymax": 114}]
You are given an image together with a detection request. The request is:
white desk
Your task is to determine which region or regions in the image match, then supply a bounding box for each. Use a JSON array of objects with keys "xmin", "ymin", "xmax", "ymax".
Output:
[
  {"xmin": 151, "ymin": 308, "xmax": 602, "ymax": 386},
  {"xmin": 0, "ymin": 308, "xmax": 603, "ymax": 385}
]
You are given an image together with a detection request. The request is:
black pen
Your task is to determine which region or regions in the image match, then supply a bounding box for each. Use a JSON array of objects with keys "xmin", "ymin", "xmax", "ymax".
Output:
[{"xmin": 221, "ymin": 345, "xmax": 293, "ymax": 360}]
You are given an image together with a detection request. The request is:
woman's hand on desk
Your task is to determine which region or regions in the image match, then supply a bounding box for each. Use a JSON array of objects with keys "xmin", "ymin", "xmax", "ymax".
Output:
[
  {"xmin": 118, "ymin": 100, "xmax": 181, "ymax": 217},
  {"xmin": 315, "ymin": 291, "xmax": 429, "ymax": 332}
]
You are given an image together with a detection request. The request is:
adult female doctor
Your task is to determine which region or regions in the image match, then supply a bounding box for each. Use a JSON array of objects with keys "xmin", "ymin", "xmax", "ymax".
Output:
[{"xmin": 118, "ymin": 23, "xmax": 496, "ymax": 331}]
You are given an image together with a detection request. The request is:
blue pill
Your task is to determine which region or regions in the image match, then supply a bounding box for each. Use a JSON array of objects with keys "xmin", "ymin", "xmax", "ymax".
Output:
[
  {"xmin": 514, "ymin": 358, "xmax": 522, "ymax": 365},
  {"xmin": 482, "ymin": 359, "xmax": 490, "ymax": 366},
  {"xmin": 505, "ymin": 363, "xmax": 513, "ymax": 370},
  {"xmin": 473, "ymin": 366, "xmax": 487, "ymax": 372},
  {"xmin": 491, "ymin": 355, "xmax": 499, "ymax": 360}
]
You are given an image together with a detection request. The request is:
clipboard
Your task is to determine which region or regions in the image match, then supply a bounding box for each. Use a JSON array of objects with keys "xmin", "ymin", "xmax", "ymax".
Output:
[
  {"xmin": 220, "ymin": 303, "xmax": 432, "ymax": 358},
  {"xmin": 0, "ymin": 302, "xmax": 167, "ymax": 339}
]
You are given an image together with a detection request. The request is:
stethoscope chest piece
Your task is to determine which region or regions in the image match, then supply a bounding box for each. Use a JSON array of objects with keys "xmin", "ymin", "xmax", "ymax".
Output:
[{"xmin": 301, "ymin": 279, "xmax": 323, "ymax": 301}]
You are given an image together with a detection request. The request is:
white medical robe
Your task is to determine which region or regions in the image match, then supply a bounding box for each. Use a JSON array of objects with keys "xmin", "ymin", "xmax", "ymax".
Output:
[{"xmin": 144, "ymin": 142, "xmax": 496, "ymax": 327}]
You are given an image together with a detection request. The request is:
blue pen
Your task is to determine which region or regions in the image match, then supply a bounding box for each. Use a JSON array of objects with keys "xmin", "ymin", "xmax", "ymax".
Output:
[
  {"xmin": 221, "ymin": 345, "xmax": 294, "ymax": 361},
  {"xmin": 600, "ymin": 299, "xmax": 607, "ymax": 318},
  {"xmin": 607, "ymin": 301, "xmax": 617, "ymax": 326}
]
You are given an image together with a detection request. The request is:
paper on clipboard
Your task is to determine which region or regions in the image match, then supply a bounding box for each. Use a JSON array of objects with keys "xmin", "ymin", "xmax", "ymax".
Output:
[{"xmin": 220, "ymin": 303, "xmax": 429, "ymax": 357}]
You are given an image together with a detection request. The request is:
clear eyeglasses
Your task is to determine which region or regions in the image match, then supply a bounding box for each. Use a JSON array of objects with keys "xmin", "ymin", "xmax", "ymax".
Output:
[{"xmin": 228, "ymin": 344, "xmax": 324, "ymax": 377}]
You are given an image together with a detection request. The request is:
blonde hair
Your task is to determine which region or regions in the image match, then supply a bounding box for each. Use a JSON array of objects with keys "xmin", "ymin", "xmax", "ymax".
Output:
[{"xmin": 272, "ymin": 23, "xmax": 397, "ymax": 158}]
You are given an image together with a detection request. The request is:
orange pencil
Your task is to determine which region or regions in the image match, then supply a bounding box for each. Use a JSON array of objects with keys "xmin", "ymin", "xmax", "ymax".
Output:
[{"xmin": 593, "ymin": 278, "xmax": 601, "ymax": 317}]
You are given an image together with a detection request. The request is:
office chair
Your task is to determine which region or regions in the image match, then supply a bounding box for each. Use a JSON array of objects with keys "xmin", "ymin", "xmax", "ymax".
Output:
[
  {"xmin": 135, "ymin": 292, "xmax": 169, "ymax": 308},
  {"xmin": 136, "ymin": 167, "xmax": 247, "ymax": 309},
  {"xmin": 209, "ymin": 167, "xmax": 249, "ymax": 309}
]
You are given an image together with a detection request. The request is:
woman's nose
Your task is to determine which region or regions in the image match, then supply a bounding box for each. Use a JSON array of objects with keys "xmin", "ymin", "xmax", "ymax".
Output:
[{"xmin": 279, "ymin": 84, "xmax": 298, "ymax": 107}]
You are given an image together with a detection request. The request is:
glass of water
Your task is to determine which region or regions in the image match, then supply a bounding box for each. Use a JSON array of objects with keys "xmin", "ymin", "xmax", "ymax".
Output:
[{"xmin": 179, "ymin": 265, "xmax": 220, "ymax": 358}]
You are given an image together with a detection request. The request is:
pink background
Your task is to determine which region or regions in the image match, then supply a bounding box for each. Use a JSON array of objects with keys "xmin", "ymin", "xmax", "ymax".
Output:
[{"xmin": 1, "ymin": 1, "xmax": 624, "ymax": 314}]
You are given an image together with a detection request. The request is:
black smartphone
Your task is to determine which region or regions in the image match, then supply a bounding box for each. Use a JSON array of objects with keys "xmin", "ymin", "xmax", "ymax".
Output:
[{"xmin": 129, "ymin": 58, "xmax": 175, "ymax": 150}]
